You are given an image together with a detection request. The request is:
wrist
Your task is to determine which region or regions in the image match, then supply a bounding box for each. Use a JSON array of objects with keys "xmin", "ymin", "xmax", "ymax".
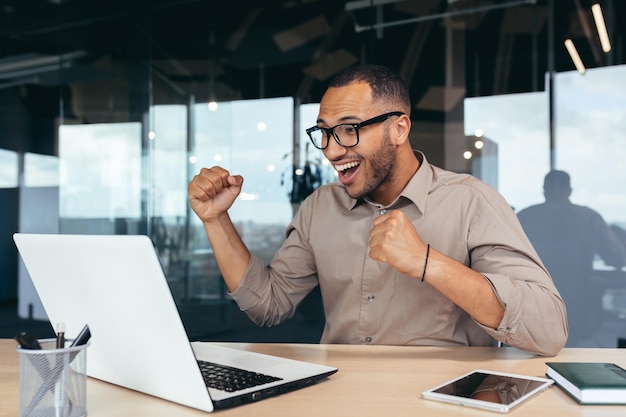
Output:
[{"xmin": 421, "ymin": 244, "xmax": 430, "ymax": 282}]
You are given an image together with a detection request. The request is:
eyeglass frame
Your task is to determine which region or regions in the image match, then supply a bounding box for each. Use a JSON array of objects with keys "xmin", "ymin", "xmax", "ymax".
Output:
[{"xmin": 305, "ymin": 111, "xmax": 405, "ymax": 150}]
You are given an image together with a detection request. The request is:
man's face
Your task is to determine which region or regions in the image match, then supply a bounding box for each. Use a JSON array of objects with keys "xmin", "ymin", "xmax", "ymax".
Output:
[{"xmin": 317, "ymin": 82, "xmax": 398, "ymax": 201}]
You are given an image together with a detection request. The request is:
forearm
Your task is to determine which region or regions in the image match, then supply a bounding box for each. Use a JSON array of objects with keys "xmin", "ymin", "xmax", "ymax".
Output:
[
  {"xmin": 203, "ymin": 212, "xmax": 251, "ymax": 292},
  {"xmin": 424, "ymin": 247, "xmax": 567, "ymax": 355},
  {"xmin": 424, "ymin": 247, "xmax": 504, "ymax": 329}
]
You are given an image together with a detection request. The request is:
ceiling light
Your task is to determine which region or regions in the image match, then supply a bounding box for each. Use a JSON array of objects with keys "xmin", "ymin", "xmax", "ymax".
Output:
[
  {"xmin": 591, "ymin": 3, "xmax": 611, "ymax": 53},
  {"xmin": 564, "ymin": 39, "xmax": 586, "ymax": 75}
]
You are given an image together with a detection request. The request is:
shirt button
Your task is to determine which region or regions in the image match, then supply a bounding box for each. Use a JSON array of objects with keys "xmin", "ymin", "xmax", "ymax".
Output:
[
  {"xmin": 367, "ymin": 294, "xmax": 375, "ymax": 302},
  {"xmin": 365, "ymin": 336, "xmax": 372, "ymax": 343},
  {"xmin": 380, "ymin": 209, "xmax": 387, "ymax": 215}
]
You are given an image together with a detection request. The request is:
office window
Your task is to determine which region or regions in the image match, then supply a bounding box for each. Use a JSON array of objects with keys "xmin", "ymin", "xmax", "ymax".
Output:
[
  {"xmin": 466, "ymin": 64, "xmax": 626, "ymax": 225},
  {"xmin": 24, "ymin": 153, "xmax": 59, "ymax": 188},
  {"xmin": 0, "ymin": 148, "xmax": 18, "ymax": 188},
  {"xmin": 58, "ymin": 123, "xmax": 142, "ymax": 233},
  {"xmin": 555, "ymin": 65, "xmax": 626, "ymax": 226},
  {"xmin": 464, "ymin": 91, "xmax": 549, "ymax": 211},
  {"xmin": 151, "ymin": 105, "xmax": 188, "ymax": 218},
  {"xmin": 192, "ymin": 98, "xmax": 293, "ymax": 226},
  {"xmin": 465, "ymin": 64, "xmax": 626, "ymax": 348},
  {"xmin": 186, "ymin": 97, "xmax": 294, "ymax": 301}
]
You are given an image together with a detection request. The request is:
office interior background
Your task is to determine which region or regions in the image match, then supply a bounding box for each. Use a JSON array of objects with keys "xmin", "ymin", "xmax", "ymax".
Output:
[{"xmin": 1, "ymin": 0, "xmax": 625, "ymax": 347}]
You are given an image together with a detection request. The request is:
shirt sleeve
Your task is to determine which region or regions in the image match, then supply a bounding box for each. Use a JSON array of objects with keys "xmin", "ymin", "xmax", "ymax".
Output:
[
  {"xmin": 229, "ymin": 203, "xmax": 320, "ymax": 327},
  {"xmin": 467, "ymin": 189, "xmax": 568, "ymax": 356}
]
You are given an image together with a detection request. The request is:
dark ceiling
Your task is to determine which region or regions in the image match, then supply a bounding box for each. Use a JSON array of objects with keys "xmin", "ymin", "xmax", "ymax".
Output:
[{"xmin": 0, "ymin": 0, "xmax": 623, "ymax": 117}]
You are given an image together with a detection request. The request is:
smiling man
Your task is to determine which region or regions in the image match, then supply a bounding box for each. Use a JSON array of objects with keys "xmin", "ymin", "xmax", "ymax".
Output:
[{"xmin": 188, "ymin": 64, "xmax": 568, "ymax": 356}]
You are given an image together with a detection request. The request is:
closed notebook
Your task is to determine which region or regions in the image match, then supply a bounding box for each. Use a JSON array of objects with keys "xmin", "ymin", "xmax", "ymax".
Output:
[{"xmin": 545, "ymin": 362, "xmax": 626, "ymax": 404}]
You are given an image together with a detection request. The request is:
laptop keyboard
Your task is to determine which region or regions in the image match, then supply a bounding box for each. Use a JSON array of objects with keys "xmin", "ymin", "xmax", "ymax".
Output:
[{"xmin": 197, "ymin": 360, "xmax": 283, "ymax": 392}]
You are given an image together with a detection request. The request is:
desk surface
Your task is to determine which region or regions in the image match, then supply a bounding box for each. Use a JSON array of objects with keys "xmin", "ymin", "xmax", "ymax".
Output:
[{"xmin": 1, "ymin": 340, "xmax": 625, "ymax": 416}]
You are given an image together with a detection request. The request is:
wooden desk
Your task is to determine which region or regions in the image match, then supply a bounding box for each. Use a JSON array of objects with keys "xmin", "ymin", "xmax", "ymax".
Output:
[{"xmin": 1, "ymin": 340, "xmax": 624, "ymax": 416}]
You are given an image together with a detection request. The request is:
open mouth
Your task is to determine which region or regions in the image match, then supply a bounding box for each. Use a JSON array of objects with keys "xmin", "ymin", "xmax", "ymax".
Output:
[{"xmin": 334, "ymin": 160, "xmax": 361, "ymax": 183}]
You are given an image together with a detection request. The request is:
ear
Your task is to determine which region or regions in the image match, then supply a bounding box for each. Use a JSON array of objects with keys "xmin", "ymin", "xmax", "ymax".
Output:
[{"xmin": 392, "ymin": 114, "xmax": 411, "ymax": 145}]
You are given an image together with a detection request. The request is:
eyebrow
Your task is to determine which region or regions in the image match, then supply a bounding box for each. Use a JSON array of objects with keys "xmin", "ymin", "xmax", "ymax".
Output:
[{"xmin": 316, "ymin": 115, "xmax": 361, "ymax": 126}]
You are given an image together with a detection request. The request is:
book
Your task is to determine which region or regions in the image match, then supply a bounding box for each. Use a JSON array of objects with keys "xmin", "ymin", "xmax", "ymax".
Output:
[{"xmin": 545, "ymin": 362, "xmax": 626, "ymax": 404}]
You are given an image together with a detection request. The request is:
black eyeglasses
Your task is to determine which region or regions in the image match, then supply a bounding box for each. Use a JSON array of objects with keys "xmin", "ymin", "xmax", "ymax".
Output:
[{"xmin": 305, "ymin": 111, "xmax": 404, "ymax": 150}]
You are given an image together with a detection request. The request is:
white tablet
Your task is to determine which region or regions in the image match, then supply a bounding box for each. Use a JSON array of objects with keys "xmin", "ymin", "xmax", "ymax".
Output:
[{"xmin": 421, "ymin": 369, "xmax": 554, "ymax": 413}]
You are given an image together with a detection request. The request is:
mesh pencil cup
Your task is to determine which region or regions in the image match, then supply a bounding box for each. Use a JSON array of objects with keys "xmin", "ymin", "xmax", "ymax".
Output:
[{"xmin": 17, "ymin": 338, "xmax": 89, "ymax": 417}]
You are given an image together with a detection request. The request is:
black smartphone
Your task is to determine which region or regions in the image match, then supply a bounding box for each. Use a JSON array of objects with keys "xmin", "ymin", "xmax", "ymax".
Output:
[
  {"xmin": 15, "ymin": 332, "xmax": 42, "ymax": 350},
  {"xmin": 70, "ymin": 324, "xmax": 91, "ymax": 347}
]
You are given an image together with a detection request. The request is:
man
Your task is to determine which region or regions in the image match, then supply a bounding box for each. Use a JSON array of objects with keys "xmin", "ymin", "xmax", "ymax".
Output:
[
  {"xmin": 189, "ymin": 64, "xmax": 567, "ymax": 356},
  {"xmin": 517, "ymin": 170, "xmax": 625, "ymax": 346}
]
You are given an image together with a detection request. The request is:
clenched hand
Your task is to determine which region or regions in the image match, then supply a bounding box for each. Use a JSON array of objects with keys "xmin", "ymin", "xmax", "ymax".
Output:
[{"xmin": 188, "ymin": 166, "xmax": 244, "ymax": 223}]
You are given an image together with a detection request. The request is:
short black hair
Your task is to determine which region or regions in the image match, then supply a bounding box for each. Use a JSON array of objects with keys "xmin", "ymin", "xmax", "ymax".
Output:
[{"xmin": 328, "ymin": 64, "xmax": 411, "ymax": 115}]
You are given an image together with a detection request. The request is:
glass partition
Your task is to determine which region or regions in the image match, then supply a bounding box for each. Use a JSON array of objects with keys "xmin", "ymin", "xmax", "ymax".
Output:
[
  {"xmin": 188, "ymin": 98, "xmax": 294, "ymax": 298},
  {"xmin": 24, "ymin": 153, "xmax": 59, "ymax": 188},
  {"xmin": 465, "ymin": 64, "xmax": 626, "ymax": 347},
  {"xmin": 550, "ymin": 65, "xmax": 626, "ymax": 348},
  {"xmin": 0, "ymin": 149, "xmax": 18, "ymax": 188},
  {"xmin": 465, "ymin": 91, "xmax": 550, "ymax": 210},
  {"xmin": 58, "ymin": 123, "xmax": 143, "ymax": 234},
  {"xmin": 554, "ymin": 65, "xmax": 626, "ymax": 225}
]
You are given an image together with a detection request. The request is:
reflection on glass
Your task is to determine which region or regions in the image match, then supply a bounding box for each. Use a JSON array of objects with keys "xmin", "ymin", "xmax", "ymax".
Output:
[
  {"xmin": 152, "ymin": 105, "xmax": 187, "ymax": 218},
  {"xmin": 188, "ymin": 98, "xmax": 296, "ymax": 301},
  {"xmin": 0, "ymin": 148, "xmax": 18, "ymax": 188},
  {"xmin": 464, "ymin": 91, "xmax": 549, "ymax": 211},
  {"xmin": 59, "ymin": 123, "xmax": 142, "ymax": 227},
  {"xmin": 24, "ymin": 153, "xmax": 59, "ymax": 187},
  {"xmin": 465, "ymin": 64, "xmax": 626, "ymax": 348},
  {"xmin": 434, "ymin": 372, "xmax": 543, "ymax": 405},
  {"xmin": 193, "ymin": 98, "xmax": 294, "ymax": 227},
  {"xmin": 555, "ymin": 65, "xmax": 626, "ymax": 225},
  {"xmin": 149, "ymin": 105, "xmax": 188, "ymax": 298},
  {"xmin": 518, "ymin": 170, "xmax": 626, "ymax": 347}
]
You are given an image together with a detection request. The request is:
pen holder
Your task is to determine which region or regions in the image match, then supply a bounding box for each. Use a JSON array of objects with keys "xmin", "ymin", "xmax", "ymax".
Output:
[{"xmin": 17, "ymin": 338, "xmax": 89, "ymax": 417}]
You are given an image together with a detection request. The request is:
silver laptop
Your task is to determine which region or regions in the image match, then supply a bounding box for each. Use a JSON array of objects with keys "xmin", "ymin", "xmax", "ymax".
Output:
[{"xmin": 13, "ymin": 233, "xmax": 337, "ymax": 412}]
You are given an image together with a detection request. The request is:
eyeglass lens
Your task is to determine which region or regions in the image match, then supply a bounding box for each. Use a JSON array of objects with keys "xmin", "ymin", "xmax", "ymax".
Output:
[{"xmin": 309, "ymin": 125, "xmax": 357, "ymax": 149}]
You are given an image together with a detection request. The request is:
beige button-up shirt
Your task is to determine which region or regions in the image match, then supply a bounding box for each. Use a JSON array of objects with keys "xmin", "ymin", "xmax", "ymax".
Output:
[{"xmin": 231, "ymin": 152, "xmax": 568, "ymax": 355}]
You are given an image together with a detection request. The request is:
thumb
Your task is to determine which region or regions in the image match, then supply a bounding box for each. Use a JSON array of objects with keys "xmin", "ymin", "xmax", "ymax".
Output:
[{"xmin": 227, "ymin": 175, "xmax": 244, "ymax": 191}]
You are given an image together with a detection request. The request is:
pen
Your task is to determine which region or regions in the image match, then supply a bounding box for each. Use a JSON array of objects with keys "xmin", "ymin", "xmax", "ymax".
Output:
[
  {"xmin": 55, "ymin": 365, "xmax": 66, "ymax": 417},
  {"xmin": 56, "ymin": 322, "xmax": 65, "ymax": 349}
]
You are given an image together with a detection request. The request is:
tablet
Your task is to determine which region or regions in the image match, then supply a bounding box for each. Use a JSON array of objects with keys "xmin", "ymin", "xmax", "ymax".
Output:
[{"xmin": 421, "ymin": 369, "xmax": 554, "ymax": 413}]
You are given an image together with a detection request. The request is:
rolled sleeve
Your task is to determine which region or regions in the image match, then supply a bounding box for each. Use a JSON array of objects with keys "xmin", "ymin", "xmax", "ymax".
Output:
[
  {"xmin": 229, "ymin": 256, "xmax": 266, "ymax": 312},
  {"xmin": 478, "ymin": 273, "xmax": 568, "ymax": 356},
  {"xmin": 229, "ymin": 216, "xmax": 320, "ymax": 327}
]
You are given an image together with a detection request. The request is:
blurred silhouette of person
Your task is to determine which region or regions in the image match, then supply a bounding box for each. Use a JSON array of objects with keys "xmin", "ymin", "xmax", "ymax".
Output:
[
  {"xmin": 609, "ymin": 224, "xmax": 626, "ymax": 251},
  {"xmin": 517, "ymin": 170, "xmax": 626, "ymax": 346}
]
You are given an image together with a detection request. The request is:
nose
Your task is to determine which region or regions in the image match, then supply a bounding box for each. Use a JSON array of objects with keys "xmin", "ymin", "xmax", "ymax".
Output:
[{"xmin": 322, "ymin": 133, "xmax": 348, "ymax": 161}]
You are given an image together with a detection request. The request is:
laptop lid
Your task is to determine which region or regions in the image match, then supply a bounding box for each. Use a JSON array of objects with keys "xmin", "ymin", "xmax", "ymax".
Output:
[{"xmin": 13, "ymin": 233, "xmax": 337, "ymax": 412}]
